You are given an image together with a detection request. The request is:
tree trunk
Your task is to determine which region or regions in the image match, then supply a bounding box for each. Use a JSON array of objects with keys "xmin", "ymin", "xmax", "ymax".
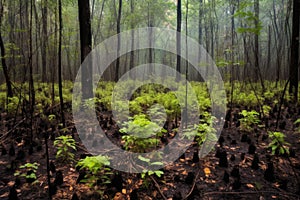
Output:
[
  {"xmin": 115, "ymin": 0, "xmax": 122, "ymax": 82},
  {"xmin": 198, "ymin": 0, "xmax": 203, "ymax": 81},
  {"xmin": 176, "ymin": 0, "xmax": 182, "ymax": 80},
  {"xmin": 129, "ymin": 0, "xmax": 135, "ymax": 78},
  {"xmin": 58, "ymin": 0, "xmax": 65, "ymax": 126},
  {"xmin": 78, "ymin": 0, "xmax": 93, "ymax": 99},
  {"xmin": 0, "ymin": 2, "xmax": 13, "ymax": 98},
  {"xmin": 254, "ymin": 0, "xmax": 265, "ymax": 91},
  {"xmin": 289, "ymin": 0, "xmax": 300, "ymax": 102},
  {"xmin": 29, "ymin": 0, "xmax": 35, "ymax": 109},
  {"xmin": 148, "ymin": 1, "xmax": 153, "ymax": 75},
  {"xmin": 42, "ymin": 0, "xmax": 48, "ymax": 82}
]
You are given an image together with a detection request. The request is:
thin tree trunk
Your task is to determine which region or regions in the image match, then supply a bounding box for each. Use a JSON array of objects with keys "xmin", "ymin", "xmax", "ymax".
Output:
[
  {"xmin": 115, "ymin": 0, "xmax": 122, "ymax": 82},
  {"xmin": 254, "ymin": 0, "xmax": 265, "ymax": 91},
  {"xmin": 78, "ymin": 0, "xmax": 93, "ymax": 99},
  {"xmin": 198, "ymin": 0, "xmax": 203, "ymax": 81},
  {"xmin": 229, "ymin": 0, "xmax": 235, "ymax": 119},
  {"xmin": 42, "ymin": 0, "xmax": 48, "ymax": 82},
  {"xmin": 0, "ymin": 1, "xmax": 13, "ymax": 98},
  {"xmin": 289, "ymin": 0, "xmax": 300, "ymax": 102},
  {"xmin": 33, "ymin": 0, "xmax": 40, "ymax": 75},
  {"xmin": 129, "ymin": 0, "xmax": 135, "ymax": 79},
  {"xmin": 58, "ymin": 0, "xmax": 65, "ymax": 126},
  {"xmin": 176, "ymin": 0, "xmax": 182, "ymax": 80},
  {"xmin": 148, "ymin": 1, "xmax": 153, "ymax": 75}
]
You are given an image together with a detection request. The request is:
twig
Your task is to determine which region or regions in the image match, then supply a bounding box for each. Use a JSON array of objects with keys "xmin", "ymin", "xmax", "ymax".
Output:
[
  {"xmin": 183, "ymin": 167, "xmax": 201, "ymax": 200},
  {"xmin": 150, "ymin": 176, "xmax": 168, "ymax": 200}
]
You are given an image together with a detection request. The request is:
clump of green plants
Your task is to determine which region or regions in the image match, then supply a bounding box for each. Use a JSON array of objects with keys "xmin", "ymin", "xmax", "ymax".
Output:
[
  {"xmin": 268, "ymin": 131, "xmax": 290, "ymax": 155},
  {"xmin": 54, "ymin": 135, "xmax": 76, "ymax": 163},
  {"xmin": 239, "ymin": 110, "xmax": 260, "ymax": 132},
  {"xmin": 261, "ymin": 105, "xmax": 271, "ymax": 117},
  {"xmin": 7, "ymin": 96, "xmax": 20, "ymax": 113},
  {"xmin": 14, "ymin": 162, "xmax": 40, "ymax": 184},
  {"xmin": 120, "ymin": 114, "xmax": 166, "ymax": 153},
  {"xmin": 76, "ymin": 155, "xmax": 112, "ymax": 192},
  {"xmin": 182, "ymin": 112, "xmax": 217, "ymax": 146}
]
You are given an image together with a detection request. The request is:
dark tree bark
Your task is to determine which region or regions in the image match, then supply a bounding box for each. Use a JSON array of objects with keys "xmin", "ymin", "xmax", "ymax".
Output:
[
  {"xmin": 198, "ymin": 0, "xmax": 203, "ymax": 45},
  {"xmin": 41, "ymin": 0, "xmax": 48, "ymax": 82},
  {"xmin": 58, "ymin": 0, "xmax": 65, "ymax": 126},
  {"xmin": 289, "ymin": 0, "xmax": 300, "ymax": 102},
  {"xmin": 129, "ymin": 0, "xmax": 135, "ymax": 77},
  {"xmin": 254, "ymin": 0, "xmax": 265, "ymax": 92},
  {"xmin": 115, "ymin": 0, "xmax": 122, "ymax": 82},
  {"xmin": 29, "ymin": 0, "xmax": 35, "ymax": 108},
  {"xmin": 33, "ymin": 0, "xmax": 40, "ymax": 74},
  {"xmin": 147, "ymin": 1, "xmax": 154, "ymax": 75},
  {"xmin": 176, "ymin": 0, "xmax": 182, "ymax": 80},
  {"xmin": 197, "ymin": 0, "xmax": 203, "ymax": 81},
  {"xmin": 0, "ymin": 2, "xmax": 13, "ymax": 98},
  {"xmin": 78, "ymin": 0, "xmax": 93, "ymax": 99},
  {"xmin": 229, "ymin": 0, "xmax": 236, "ymax": 119}
]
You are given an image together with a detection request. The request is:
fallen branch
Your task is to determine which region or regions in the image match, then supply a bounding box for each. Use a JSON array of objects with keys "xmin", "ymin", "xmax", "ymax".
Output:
[{"xmin": 150, "ymin": 176, "xmax": 168, "ymax": 200}]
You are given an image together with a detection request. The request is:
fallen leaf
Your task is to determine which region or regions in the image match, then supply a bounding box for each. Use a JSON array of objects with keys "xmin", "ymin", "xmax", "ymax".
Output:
[
  {"xmin": 152, "ymin": 190, "xmax": 157, "ymax": 197},
  {"xmin": 204, "ymin": 167, "xmax": 211, "ymax": 176}
]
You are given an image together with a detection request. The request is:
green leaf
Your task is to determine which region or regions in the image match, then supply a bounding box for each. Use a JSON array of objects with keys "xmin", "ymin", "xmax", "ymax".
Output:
[
  {"xmin": 138, "ymin": 155, "xmax": 150, "ymax": 163},
  {"xmin": 151, "ymin": 162, "xmax": 163, "ymax": 166},
  {"xmin": 154, "ymin": 170, "xmax": 164, "ymax": 177}
]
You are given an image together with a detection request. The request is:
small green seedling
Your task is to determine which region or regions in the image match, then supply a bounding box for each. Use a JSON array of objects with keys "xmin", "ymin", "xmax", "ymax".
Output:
[
  {"xmin": 138, "ymin": 155, "xmax": 164, "ymax": 188},
  {"xmin": 54, "ymin": 135, "xmax": 76, "ymax": 163},
  {"xmin": 76, "ymin": 155, "xmax": 112, "ymax": 188},
  {"xmin": 14, "ymin": 162, "xmax": 39, "ymax": 184},
  {"xmin": 268, "ymin": 131, "xmax": 290, "ymax": 155}
]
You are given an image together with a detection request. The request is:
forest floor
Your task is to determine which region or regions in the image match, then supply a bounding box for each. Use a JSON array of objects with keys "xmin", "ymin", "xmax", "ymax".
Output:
[{"xmin": 0, "ymin": 104, "xmax": 300, "ymax": 200}]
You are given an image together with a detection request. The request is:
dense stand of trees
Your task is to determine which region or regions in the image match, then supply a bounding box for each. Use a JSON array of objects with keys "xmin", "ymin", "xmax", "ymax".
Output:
[{"xmin": 0, "ymin": 0, "xmax": 299, "ymax": 101}]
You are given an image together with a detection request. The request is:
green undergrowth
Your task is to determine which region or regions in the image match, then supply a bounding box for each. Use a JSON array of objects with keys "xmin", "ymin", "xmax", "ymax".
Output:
[{"xmin": 0, "ymin": 80, "xmax": 299, "ymax": 118}]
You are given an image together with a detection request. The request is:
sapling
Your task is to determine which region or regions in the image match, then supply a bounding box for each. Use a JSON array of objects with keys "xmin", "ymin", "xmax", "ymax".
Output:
[
  {"xmin": 239, "ymin": 110, "xmax": 260, "ymax": 132},
  {"xmin": 138, "ymin": 155, "xmax": 164, "ymax": 188},
  {"xmin": 76, "ymin": 155, "xmax": 112, "ymax": 188},
  {"xmin": 268, "ymin": 131, "xmax": 290, "ymax": 155},
  {"xmin": 54, "ymin": 135, "xmax": 76, "ymax": 163}
]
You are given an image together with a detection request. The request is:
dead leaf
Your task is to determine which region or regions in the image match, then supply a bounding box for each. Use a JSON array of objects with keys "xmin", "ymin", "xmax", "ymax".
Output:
[
  {"xmin": 182, "ymin": 170, "xmax": 188, "ymax": 175},
  {"xmin": 204, "ymin": 167, "xmax": 211, "ymax": 176}
]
